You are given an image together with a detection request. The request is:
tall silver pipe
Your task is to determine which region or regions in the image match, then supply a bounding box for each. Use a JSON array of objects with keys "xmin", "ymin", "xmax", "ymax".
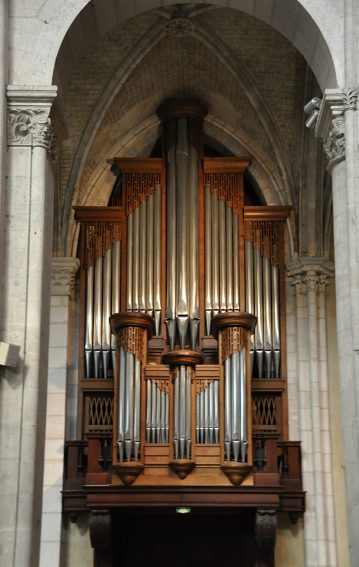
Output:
[
  {"xmin": 254, "ymin": 247, "xmax": 264, "ymax": 377},
  {"xmin": 176, "ymin": 119, "xmax": 189, "ymax": 348},
  {"xmin": 263, "ymin": 255, "xmax": 272, "ymax": 378},
  {"xmin": 151, "ymin": 380, "xmax": 157, "ymax": 443},
  {"xmin": 156, "ymin": 381, "xmax": 161, "ymax": 443},
  {"xmin": 93, "ymin": 256, "xmax": 103, "ymax": 378},
  {"xmin": 218, "ymin": 198, "xmax": 226, "ymax": 312},
  {"xmin": 245, "ymin": 239, "xmax": 255, "ymax": 375},
  {"xmin": 132, "ymin": 206, "xmax": 140, "ymax": 312},
  {"xmin": 139, "ymin": 199, "xmax": 147, "ymax": 313},
  {"xmin": 111, "ymin": 241, "xmax": 121, "ymax": 350},
  {"xmin": 133, "ymin": 357, "xmax": 141, "ymax": 460},
  {"xmin": 188, "ymin": 141, "xmax": 199, "ymax": 349},
  {"xmin": 196, "ymin": 393, "xmax": 200, "ymax": 443},
  {"xmin": 272, "ymin": 264, "xmax": 281, "ymax": 377},
  {"xmin": 146, "ymin": 379, "xmax": 152, "ymax": 443},
  {"xmin": 165, "ymin": 392, "xmax": 169, "ymax": 443},
  {"xmin": 85, "ymin": 264, "xmax": 94, "ymax": 377},
  {"xmin": 166, "ymin": 143, "xmax": 177, "ymax": 349},
  {"xmin": 179, "ymin": 365, "xmax": 187, "ymax": 458},
  {"xmin": 160, "ymin": 389, "xmax": 166, "ymax": 443},
  {"xmin": 124, "ymin": 351, "xmax": 134, "ymax": 460},
  {"xmin": 214, "ymin": 379, "xmax": 219, "ymax": 443},
  {"xmin": 102, "ymin": 248, "xmax": 112, "ymax": 378},
  {"xmin": 233, "ymin": 212, "xmax": 240, "ymax": 311},
  {"xmin": 153, "ymin": 185, "xmax": 162, "ymax": 335},
  {"xmin": 146, "ymin": 194, "xmax": 154, "ymax": 317},
  {"xmin": 174, "ymin": 368, "xmax": 180, "ymax": 458},
  {"xmin": 204, "ymin": 186, "xmax": 212, "ymax": 335},
  {"xmin": 204, "ymin": 384, "xmax": 209, "ymax": 444},
  {"xmin": 240, "ymin": 348, "xmax": 247, "ymax": 462},
  {"xmin": 224, "ymin": 356, "xmax": 232, "ymax": 460},
  {"xmin": 126, "ymin": 213, "xmax": 133, "ymax": 311},
  {"xmin": 226, "ymin": 206, "xmax": 234, "ymax": 311},
  {"xmin": 209, "ymin": 380, "xmax": 214, "ymax": 443},
  {"xmin": 231, "ymin": 352, "xmax": 240, "ymax": 462},
  {"xmin": 185, "ymin": 367, "xmax": 191, "ymax": 458},
  {"xmin": 211, "ymin": 192, "xmax": 219, "ymax": 317},
  {"xmin": 118, "ymin": 346, "xmax": 126, "ymax": 461}
]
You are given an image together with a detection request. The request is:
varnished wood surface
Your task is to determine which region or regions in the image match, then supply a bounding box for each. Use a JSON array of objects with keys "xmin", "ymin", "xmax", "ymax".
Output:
[{"xmin": 210, "ymin": 311, "xmax": 257, "ymax": 337}]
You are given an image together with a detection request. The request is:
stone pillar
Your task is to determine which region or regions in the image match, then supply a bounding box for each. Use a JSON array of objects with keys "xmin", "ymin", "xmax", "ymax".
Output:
[
  {"xmin": 316, "ymin": 89, "xmax": 359, "ymax": 566},
  {"xmin": 287, "ymin": 259, "xmax": 336, "ymax": 567},
  {"xmin": 39, "ymin": 257, "xmax": 79, "ymax": 567},
  {"xmin": 0, "ymin": 86, "xmax": 56, "ymax": 567}
]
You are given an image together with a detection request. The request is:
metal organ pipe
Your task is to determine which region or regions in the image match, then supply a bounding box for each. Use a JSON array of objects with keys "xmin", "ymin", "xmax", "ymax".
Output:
[
  {"xmin": 166, "ymin": 141, "xmax": 177, "ymax": 349},
  {"xmin": 153, "ymin": 185, "xmax": 162, "ymax": 335},
  {"xmin": 102, "ymin": 247, "xmax": 112, "ymax": 379},
  {"xmin": 204, "ymin": 186, "xmax": 212, "ymax": 335},
  {"xmin": 93, "ymin": 255, "xmax": 103, "ymax": 378},
  {"xmin": 139, "ymin": 198, "xmax": 147, "ymax": 313},
  {"xmin": 85, "ymin": 264, "xmax": 94, "ymax": 377},
  {"xmin": 188, "ymin": 140, "xmax": 199, "ymax": 349}
]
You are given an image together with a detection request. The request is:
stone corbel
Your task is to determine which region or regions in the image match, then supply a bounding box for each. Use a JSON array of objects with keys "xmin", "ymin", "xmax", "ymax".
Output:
[
  {"xmin": 51, "ymin": 257, "xmax": 80, "ymax": 296},
  {"xmin": 315, "ymin": 89, "xmax": 345, "ymax": 171},
  {"xmin": 255, "ymin": 509, "xmax": 277, "ymax": 567},
  {"xmin": 7, "ymin": 86, "xmax": 57, "ymax": 150}
]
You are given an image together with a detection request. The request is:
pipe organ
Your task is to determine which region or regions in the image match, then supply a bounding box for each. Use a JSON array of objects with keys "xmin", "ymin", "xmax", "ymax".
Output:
[{"xmin": 74, "ymin": 100, "xmax": 292, "ymax": 488}]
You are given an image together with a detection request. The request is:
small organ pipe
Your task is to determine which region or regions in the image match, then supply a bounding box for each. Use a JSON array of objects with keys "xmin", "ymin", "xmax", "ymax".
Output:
[
  {"xmin": 179, "ymin": 365, "xmax": 187, "ymax": 458},
  {"xmin": 224, "ymin": 356, "xmax": 231, "ymax": 460},
  {"xmin": 133, "ymin": 357, "xmax": 141, "ymax": 460},
  {"xmin": 151, "ymin": 380, "xmax": 157, "ymax": 443},
  {"xmin": 174, "ymin": 368, "xmax": 180, "ymax": 458},
  {"xmin": 102, "ymin": 248, "xmax": 112, "ymax": 378},
  {"xmin": 245, "ymin": 240, "xmax": 255, "ymax": 361},
  {"xmin": 209, "ymin": 380, "xmax": 214, "ymax": 444},
  {"xmin": 118, "ymin": 346, "xmax": 126, "ymax": 461},
  {"xmin": 214, "ymin": 380, "xmax": 219, "ymax": 443},
  {"xmin": 146, "ymin": 379, "xmax": 151, "ymax": 442},
  {"xmin": 231, "ymin": 352, "xmax": 240, "ymax": 462},
  {"xmin": 185, "ymin": 367, "xmax": 191, "ymax": 458},
  {"xmin": 124, "ymin": 351, "xmax": 134, "ymax": 460},
  {"xmin": 240, "ymin": 348, "xmax": 247, "ymax": 462}
]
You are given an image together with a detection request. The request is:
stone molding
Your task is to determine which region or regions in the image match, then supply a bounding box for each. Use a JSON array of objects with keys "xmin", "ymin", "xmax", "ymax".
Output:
[
  {"xmin": 51, "ymin": 257, "xmax": 80, "ymax": 296},
  {"xmin": 7, "ymin": 86, "xmax": 57, "ymax": 150},
  {"xmin": 287, "ymin": 257, "xmax": 334, "ymax": 295}
]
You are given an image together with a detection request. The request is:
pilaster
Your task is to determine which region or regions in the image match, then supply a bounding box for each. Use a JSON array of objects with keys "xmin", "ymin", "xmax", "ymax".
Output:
[
  {"xmin": 39, "ymin": 257, "xmax": 79, "ymax": 567},
  {"xmin": 287, "ymin": 259, "xmax": 336, "ymax": 567},
  {"xmin": 316, "ymin": 87, "xmax": 359, "ymax": 567},
  {"xmin": 0, "ymin": 85, "xmax": 56, "ymax": 567}
]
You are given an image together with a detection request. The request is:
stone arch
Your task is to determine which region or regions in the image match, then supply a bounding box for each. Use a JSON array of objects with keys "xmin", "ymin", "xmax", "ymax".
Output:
[{"xmin": 12, "ymin": 0, "xmax": 340, "ymax": 89}]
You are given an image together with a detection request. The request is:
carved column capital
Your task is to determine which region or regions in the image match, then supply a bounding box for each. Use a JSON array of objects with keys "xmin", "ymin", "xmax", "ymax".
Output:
[
  {"xmin": 343, "ymin": 87, "xmax": 359, "ymax": 112},
  {"xmin": 287, "ymin": 258, "xmax": 334, "ymax": 295},
  {"xmin": 51, "ymin": 257, "xmax": 80, "ymax": 296},
  {"xmin": 7, "ymin": 86, "xmax": 57, "ymax": 150}
]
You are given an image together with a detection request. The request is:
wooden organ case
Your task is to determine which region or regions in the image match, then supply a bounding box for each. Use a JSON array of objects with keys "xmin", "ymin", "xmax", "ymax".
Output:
[{"xmin": 64, "ymin": 101, "xmax": 304, "ymax": 567}]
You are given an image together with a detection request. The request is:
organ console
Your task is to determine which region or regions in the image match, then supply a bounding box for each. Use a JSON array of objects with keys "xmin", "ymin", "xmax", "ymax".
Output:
[{"xmin": 66, "ymin": 99, "xmax": 303, "ymax": 565}]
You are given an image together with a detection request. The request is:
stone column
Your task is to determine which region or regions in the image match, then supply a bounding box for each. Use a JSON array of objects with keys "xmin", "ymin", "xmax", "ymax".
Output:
[
  {"xmin": 0, "ymin": 86, "xmax": 56, "ymax": 567},
  {"xmin": 39, "ymin": 257, "xmax": 79, "ymax": 567},
  {"xmin": 287, "ymin": 259, "xmax": 336, "ymax": 567},
  {"xmin": 316, "ymin": 89, "xmax": 359, "ymax": 566}
]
